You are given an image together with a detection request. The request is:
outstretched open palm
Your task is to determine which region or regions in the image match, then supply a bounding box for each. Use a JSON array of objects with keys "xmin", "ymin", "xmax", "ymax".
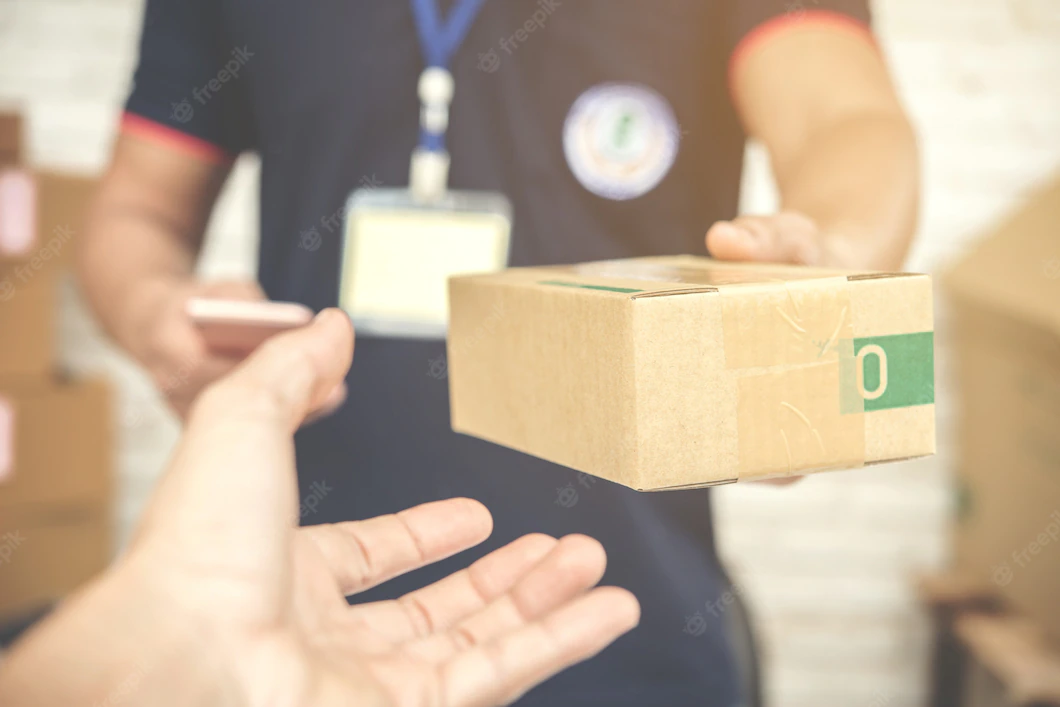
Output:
[{"xmin": 127, "ymin": 309, "xmax": 639, "ymax": 707}]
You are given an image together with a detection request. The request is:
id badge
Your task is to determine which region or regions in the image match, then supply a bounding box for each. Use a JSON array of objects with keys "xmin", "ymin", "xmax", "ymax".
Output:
[{"xmin": 339, "ymin": 188, "xmax": 512, "ymax": 339}]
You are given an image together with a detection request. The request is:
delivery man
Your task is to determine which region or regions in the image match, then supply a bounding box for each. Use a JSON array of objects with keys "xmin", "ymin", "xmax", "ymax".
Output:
[{"xmin": 79, "ymin": 1, "xmax": 918, "ymax": 705}]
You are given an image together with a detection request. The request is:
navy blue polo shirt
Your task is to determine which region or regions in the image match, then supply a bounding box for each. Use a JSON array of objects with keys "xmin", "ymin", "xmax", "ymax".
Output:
[{"xmin": 125, "ymin": 2, "xmax": 872, "ymax": 705}]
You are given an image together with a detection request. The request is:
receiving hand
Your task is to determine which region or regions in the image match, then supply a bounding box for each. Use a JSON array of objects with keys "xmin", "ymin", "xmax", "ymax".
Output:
[{"xmin": 0, "ymin": 309, "xmax": 639, "ymax": 707}]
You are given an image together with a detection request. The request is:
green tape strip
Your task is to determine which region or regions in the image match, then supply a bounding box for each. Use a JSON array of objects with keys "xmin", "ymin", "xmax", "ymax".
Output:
[
  {"xmin": 537, "ymin": 279, "xmax": 644, "ymax": 294},
  {"xmin": 840, "ymin": 331, "xmax": 935, "ymax": 413}
]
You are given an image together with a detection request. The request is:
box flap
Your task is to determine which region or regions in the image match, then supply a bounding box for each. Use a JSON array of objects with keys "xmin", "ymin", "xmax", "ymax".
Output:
[
  {"xmin": 944, "ymin": 173, "xmax": 1060, "ymax": 338},
  {"xmin": 492, "ymin": 255, "xmax": 890, "ymax": 300}
]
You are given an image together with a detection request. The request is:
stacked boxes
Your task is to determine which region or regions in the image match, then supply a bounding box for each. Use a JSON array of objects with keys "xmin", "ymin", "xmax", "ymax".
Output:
[
  {"xmin": 0, "ymin": 113, "xmax": 21, "ymax": 167},
  {"xmin": 0, "ymin": 111, "xmax": 111, "ymax": 622}
]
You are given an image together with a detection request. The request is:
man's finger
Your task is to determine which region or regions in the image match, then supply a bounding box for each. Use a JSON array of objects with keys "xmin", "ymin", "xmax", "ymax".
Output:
[
  {"xmin": 706, "ymin": 212, "xmax": 820, "ymax": 264},
  {"xmin": 299, "ymin": 498, "xmax": 495, "ymax": 598},
  {"xmin": 200, "ymin": 280, "xmax": 267, "ymax": 301},
  {"xmin": 403, "ymin": 534, "xmax": 608, "ymax": 664},
  {"xmin": 758, "ymin": 476, "xmax": 804, "ymax": 486},
  {"xmin": 345, "ymin": 534, "xmax": 557, "ymax": 644},
  {"xmin": 437, "ymin": 586, "xmax": 640, "ymax": 707}
]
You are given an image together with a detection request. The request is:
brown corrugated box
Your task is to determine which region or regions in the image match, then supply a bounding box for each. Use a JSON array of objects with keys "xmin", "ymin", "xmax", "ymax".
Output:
[
  {"xmin": 0, "ymin": 264, "xmax": 57, "ymax": 378},
  {"xmin": 448, "ymin": 256, "xmax": 936, "ymax": 491},
  {"xmin": 0, "ymin": 167, "xmax": 94, "ymax": 265},
  {"xmin": 34, "ymin": 169, "xmax": 96, "ymax": 267},
  {"xmin": 0, "ymin": 112, "xmax": 21, "ymax": 167},
  {"xmin": 0, "ymin": 509, "xmax": 109, "ymax": 620},
  {"xmin": 0, "ymin": 124, "xmax": 111, "ymax": 620},
  {"xmin": 0, "ymin": 378, "xmax": 112, "ymax": 510},
  {"xmin": 0, "ymin": 379, "xmax": 112, "ymax": 620},
  {"xmin": 945, "ymin": 174, "xmax": 1060, "ymax": 644},
  {"xmin": 0, "ymin": 167, "xmax": 95, "ymax": 377}
]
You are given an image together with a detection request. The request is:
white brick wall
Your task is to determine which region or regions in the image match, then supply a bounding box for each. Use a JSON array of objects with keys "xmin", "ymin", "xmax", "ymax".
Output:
[{"xmin": 1, "ymin": 0, "xmax": 1058, "ymax": 705}]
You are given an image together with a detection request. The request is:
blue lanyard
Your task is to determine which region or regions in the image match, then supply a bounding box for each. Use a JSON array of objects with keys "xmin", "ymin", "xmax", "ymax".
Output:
[{"xmin": 411, "ymin": 0, "xmax": 486, "ymax": 150}]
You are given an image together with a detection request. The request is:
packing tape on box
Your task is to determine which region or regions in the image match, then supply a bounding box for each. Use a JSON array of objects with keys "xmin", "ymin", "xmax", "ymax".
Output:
[
  {"xmin": 0, "ymin": 396, "xmax": 13, "ymax": 483},
  {"xmin": 720, "ymin": 277, "xmax": 867, "ymax": 479},
  {"xmin": 0, "ymin": 169, "xmax": 37, "ymax": 257}
]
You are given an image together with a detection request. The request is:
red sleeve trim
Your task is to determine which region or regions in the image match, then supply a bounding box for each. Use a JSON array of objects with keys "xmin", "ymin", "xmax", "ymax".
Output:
[
  {"xmin": 120, "ymin": 112, "xmax": 233, "ymax": 165},
  {"xmin": 728, "ymin": 10, "xmax": 877, "ymax": 95}
]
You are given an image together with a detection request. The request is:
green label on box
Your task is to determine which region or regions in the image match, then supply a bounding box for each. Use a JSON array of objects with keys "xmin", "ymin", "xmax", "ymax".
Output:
[
  {"xmin": 537, "ymin": 279, "xmax": 644, "ymax": 294},
  {"xmin": 840, "ymin": 332, "xmax": 935, "ymax": 413}
]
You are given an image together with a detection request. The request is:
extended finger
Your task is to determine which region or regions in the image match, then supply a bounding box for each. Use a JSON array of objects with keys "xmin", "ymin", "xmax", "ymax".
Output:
[
  {"xmin": 299, "ymin": 498, "xmax": 494, "ymax": 597},
  {"xmin": 706, "ymin": 212, "xmax": 820, "ymax": 264},
  {"xmin": 437, "ymin": 586, "xmax": 640, "ymax": 707},
  {"xmin": 346, "ymin": 533, "xmax": 557, "ymax": 644},
  {"xmin": 403, "ymin": 534, "xmax": 608, "ymax": 664}
]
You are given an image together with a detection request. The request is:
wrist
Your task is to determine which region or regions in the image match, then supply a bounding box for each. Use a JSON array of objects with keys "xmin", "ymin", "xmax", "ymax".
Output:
[{"xmin": 0, "ymin": 558, "xmax": 232, "ymax": 707}]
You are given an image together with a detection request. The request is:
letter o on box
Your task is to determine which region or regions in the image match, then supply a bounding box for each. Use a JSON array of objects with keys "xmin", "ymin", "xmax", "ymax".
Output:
[{"xmin": 857, "ymin": 344, "xmax": 888, "ymax": 401}]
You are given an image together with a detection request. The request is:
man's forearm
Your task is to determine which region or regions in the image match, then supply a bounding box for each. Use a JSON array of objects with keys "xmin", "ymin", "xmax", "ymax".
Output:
[
  {"xmin": 80, "ymin": 193, "xmax": 198, "ymax": 357},
  {"xmin": 775, "ymin": 111, "xmax": 919, "ymax": 271},
  {"xmin": 77, "ymin": 134, "xmax": 230, "ymax": 358}
]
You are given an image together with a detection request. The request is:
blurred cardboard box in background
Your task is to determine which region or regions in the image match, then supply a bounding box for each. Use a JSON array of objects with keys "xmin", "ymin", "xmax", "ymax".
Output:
[
  {"xmin": 0, "ymin": 165, "xmax": 95, "ymax": 378},
  {"xmin": 0, "ymin": 113, "xmax": 21, "ymax": 168},
  {"xmin": 0, "ymin": 265, "xmax": 56, "ymax": 378},
  {"xmin": 449, "ymin": 256, "xmax": 936, "ymax": 491},
  {"xmin": 0, "ymin": 109, "xmax": 111, "ymax": 624},
  {"xmin": 1, "ymin": 168, "xmax": 95, "ymax": 266},
  {"xmin": 946, "ymin": 174, "xmax": 1060, "ymax": 645},
  {"xmin": 0, "ymin": 380, "xmax": 113, "ymax": 622},
  {"xmin": 0, "ymin": 510, "xmax": 109, "ymax": 620},
  {"xmin": 0, "ymin": 113, "xmax": 97, "ymax": 378},
  {"xmin": 0, "ymin": 379, "xmax": 111, "ymax": 510}
]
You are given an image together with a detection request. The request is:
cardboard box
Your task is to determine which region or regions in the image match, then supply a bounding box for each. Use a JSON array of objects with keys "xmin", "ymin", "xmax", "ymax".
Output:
[
  {"xmin": 0, "ymin": 167, "xmax": 93, "ymax": 265},
  {"xmin": 0, "ymin": 263, "xmax": 56, "ymax": 378},
  {"xmin": 0, "ymin": 112, "xmax": 21, "ymax": 167},
  {"xmin": 0, "ymin": 378, "xmax": 112, "ymax": 510},
  {"xmin": 34, "ymin": 169, "xmax": 95, "ymax": 267},
  {"xmin": 448, "ymin": 256, "xmax": 936, "ymax": 490},
  {"xmin": 0, "ymin": 169, "xmax": 37, "ymax": 258},
  {"xmin": 0, "ymin": 508, "xmax": 110, "ymax": 621},
  {"xmin": 0, "ymin": 168, "xmax": 94, "ymax": 377},
  {"xmin": 946, "ymin": 174, "xmax": 1060, "ymax": 643}
]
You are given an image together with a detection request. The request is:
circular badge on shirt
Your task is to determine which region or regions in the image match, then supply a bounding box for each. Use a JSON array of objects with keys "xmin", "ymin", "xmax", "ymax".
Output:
[{"xmin": 563, "ymin": 83, "xmax": 679, "ymax": 201}]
